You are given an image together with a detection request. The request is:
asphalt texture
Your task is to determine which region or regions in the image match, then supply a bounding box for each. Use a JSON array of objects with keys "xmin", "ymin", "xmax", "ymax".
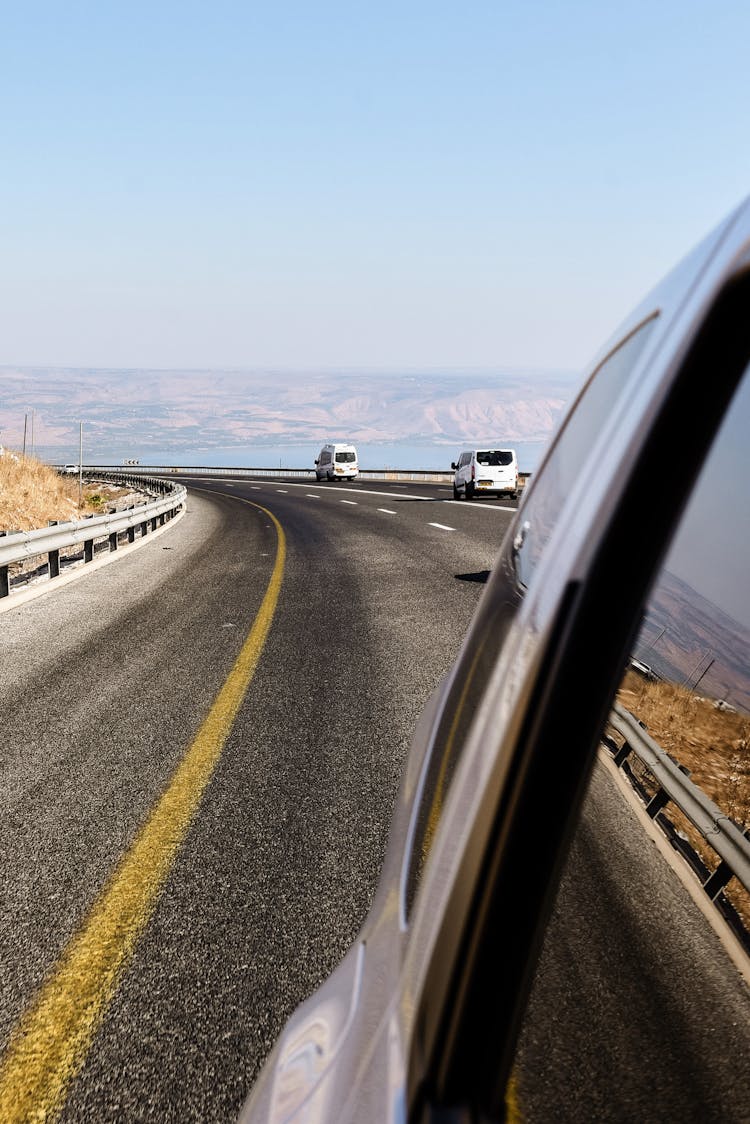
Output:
[
  {"xmin": 3, "ymin": 478, "xmax": 748, "ymax": 1123},
  {"xmin": 514, "ymin": 759, "xmax": 750, "ymax": 1123},
  {"xmin": 0, "ymin": 480, "xmax": 511, "ymax": 1122}
]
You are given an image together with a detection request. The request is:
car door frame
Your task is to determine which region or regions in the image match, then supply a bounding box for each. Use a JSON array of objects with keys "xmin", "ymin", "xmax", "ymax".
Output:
[{"xmin": 401, "ymin": 200, "xmax": 750, "ymax": 1121}]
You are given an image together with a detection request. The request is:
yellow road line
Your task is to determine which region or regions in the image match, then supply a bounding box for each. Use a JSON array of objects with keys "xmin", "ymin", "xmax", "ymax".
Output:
[
  {"xmin": 0, "ymin": 501, "xmax": 285, "ymax": 1123},
  {"xmin": 505, "ymin": 1072, "xmax": 523, "ymax": 1122}
]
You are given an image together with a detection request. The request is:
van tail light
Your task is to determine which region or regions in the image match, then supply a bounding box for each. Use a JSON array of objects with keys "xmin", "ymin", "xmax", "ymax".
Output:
[{"xmin": 472, "ymin": 464, "xmax": 476, "ymax": 480}]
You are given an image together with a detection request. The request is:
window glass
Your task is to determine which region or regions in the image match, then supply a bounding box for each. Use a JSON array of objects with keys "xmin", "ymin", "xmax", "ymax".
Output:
[
  {"xmin": 613, "ymin": 360, "xmax": 750, "ymax": 898},
  {"xmin": 477, "ymin": 451, "xmax": 514, "ymax": 467},
  {"xmin": 513, "ymin": 315, "xmax": 658, "ymax": 590},
  {"xmin": 514, "ymin": 360, "xmax": 750, "ymax": 1124},
  {"xmin": 405, "ymin": 315, "xmax": 659, "ymax": 918},
  {"xmin": 335, "ymin": 451, "xmax": 356, "ymax": 463}
]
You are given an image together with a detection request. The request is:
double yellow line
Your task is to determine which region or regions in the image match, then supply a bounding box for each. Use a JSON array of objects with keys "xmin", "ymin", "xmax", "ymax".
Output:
[{"xmin": 0, "ymin": 500, "xmax": 285, "ymax": 1122}]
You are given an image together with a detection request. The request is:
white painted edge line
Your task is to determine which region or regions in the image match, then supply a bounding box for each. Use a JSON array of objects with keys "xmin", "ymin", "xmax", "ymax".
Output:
[
  {"xmin": 340, "ymin": 499, "xmax": 358, "ymax": 505},
  {"xmin": 446, "ymin": 500, "xmax": 518, "ymax": 514},
  {"xmin": 0, "ymin": 507, "xmax": 186, "ymax": 615},
  {"xmin": 378, "ymin": 508, "xmax": 397, "ymax": 514},
  {"xmin": 185, "ymin": 476, "xmax": 515, "ymax": 513},
  {"xmin": 428, "ymin": 522, "xmax": 455, "ymax": 531}
]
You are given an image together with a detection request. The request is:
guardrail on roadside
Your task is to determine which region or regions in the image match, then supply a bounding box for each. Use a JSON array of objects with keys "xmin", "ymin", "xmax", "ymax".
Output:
[
  {"xmin": 0, "ymin": 472, "xmax": 186, "ymax": 598},
  {"xmin": 72, "ymin": 464, "xmax": 532, "ymax": 487},
  {"xmin": 603, "ymin": 703, "xmax": 750, "ymax": 953}
]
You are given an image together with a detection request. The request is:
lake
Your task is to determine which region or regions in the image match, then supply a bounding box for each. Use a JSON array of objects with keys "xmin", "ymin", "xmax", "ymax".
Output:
[{"xmin": 127, "ymin": 439, "xmax": 550, "ymax": 475}]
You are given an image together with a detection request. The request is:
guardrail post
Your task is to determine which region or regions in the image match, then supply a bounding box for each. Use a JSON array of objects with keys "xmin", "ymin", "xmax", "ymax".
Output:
[
  {"xmin": 48, "ymin": 521, "xmax": 61, "ymax": 578},
  {"xmin": 645, "ymin": 788, "xmax": 670, "ymax": 819},
  {"xmin": 141, "ymin": 520, "xmax": 148, "ymax": 537},
  {"xmin": 603, "ymin": 733, "xmax": 633, "ymax": 768},
  {"xmin": 703, "ymin": 860, "xmax": 733, "ymax": 901},
  {"xmin": 151, "ymin": 516, "xmax": 158, "ymax": 532},
  {"xmin": 127, "ymin": 508, "xmax": 136, "ymax": 543},
  {"xmin": 0, "ymin": 535, "xmax": 8, "ymax": 597},
  {"xmin": 109, "ymin": 531, "xmax": 118, "ymax": 552},
  {"xmin": 83, "ymin": 514, "xmax": 94, "ymax": 562}
]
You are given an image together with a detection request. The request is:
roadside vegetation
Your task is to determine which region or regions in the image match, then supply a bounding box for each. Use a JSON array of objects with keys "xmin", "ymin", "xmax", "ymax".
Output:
[
  {"xmin": 0, "ymin": 452, "xmax": 130, "ymax": 531},
  {"xmin": 616, "ymin": 670, "xmax": 750, "ymax": 933},
  {"xmin": 618, "ymin": 671, "xmax": 749, "ymax": 826}
]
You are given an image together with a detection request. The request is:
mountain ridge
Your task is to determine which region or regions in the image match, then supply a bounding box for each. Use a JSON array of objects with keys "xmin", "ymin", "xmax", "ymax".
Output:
[{"xmin": 0, "ymin": 366, "xmax": 578, "ymax": 457}]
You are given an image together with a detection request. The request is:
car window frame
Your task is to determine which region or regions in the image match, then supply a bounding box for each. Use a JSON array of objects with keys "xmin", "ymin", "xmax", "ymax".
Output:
[{"xmin": 406, "ymin": 256, "xmax": 750, "ymax": 1118}]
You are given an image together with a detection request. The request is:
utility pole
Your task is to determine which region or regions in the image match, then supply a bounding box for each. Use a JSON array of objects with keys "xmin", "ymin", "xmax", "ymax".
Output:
[
  {"xmin": 692, "ymin": 658, "xmax": 715, "ymax": 694},
  {"xmin": 682, "ymin": 650, "xmax": 712, "ymax": 690},
  {"xmin": 644, "ymin": 625, "xmax": 666, "ymax": 656},
  {"xmin": 31, "ymin": 409, "xmax": 35, "ymax": 458},
  {"xmin": 22, "ymin": 413, "xmax": 28, "ymax": 457},
  {"xmin": 78, "ymin": 421, "xmax": 83, "ymax": 509}
]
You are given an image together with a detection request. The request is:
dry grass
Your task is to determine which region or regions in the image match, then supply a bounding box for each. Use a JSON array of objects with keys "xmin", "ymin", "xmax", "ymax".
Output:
[
  {"xmin": 617, "ymin": 671, "xmax": 750, "ymax": 825},
  {"xmin": 0, "ymin": 453, "xmax": 109, "ymax": 531},
  {"xmin": 615, "ymin": 670, "xmax": 750, "ymax": 933}
]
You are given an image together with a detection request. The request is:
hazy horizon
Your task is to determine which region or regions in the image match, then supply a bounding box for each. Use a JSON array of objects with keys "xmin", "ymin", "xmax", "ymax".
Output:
[{"xmin": 0, "ymin": 365, "xmax": 580, "ymax": 472}]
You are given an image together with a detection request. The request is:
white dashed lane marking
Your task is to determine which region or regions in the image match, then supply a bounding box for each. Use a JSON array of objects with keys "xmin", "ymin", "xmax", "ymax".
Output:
[
  {"xmin": 340, "ymin": 500, "xmax": 358, "ymax": 505},
  {"xmin": 428, "ymin": 522, "xmax": 455, "ymax": 531},
  {"xmin": 306, "ymin": 494, "xmax": 320, "ymax": 499},
  {"xmin": 277, "ymin": 490, "xmax": 288, "ymax": 493},
  {"xmin": 378, "ymin": 508, "xmax": 397, "ymax": 514}
]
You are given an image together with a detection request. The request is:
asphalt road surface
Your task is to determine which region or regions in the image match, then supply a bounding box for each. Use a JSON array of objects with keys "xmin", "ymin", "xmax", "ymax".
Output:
[{"xmin": 0, "ymin": 478, "xmax": 747, "ymax": 1122}]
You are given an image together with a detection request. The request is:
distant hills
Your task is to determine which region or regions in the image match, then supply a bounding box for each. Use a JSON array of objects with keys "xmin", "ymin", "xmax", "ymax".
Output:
[
  {"xmin": 0, "ymin": 366, "xmax": 577, "ymax": 461},
  {"xmin": 636, "ymin": 570, "xmax": 750, "ymax": 713}
]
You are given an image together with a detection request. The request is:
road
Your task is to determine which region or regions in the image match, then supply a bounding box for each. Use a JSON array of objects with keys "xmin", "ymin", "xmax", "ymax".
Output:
[{"xmin": 0, "ymin": 478, "xmax": 747, "ymax": 1122}]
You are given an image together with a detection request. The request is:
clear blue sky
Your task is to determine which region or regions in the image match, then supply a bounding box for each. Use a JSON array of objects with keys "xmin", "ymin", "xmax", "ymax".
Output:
[{"xmin": 2, "ymin": 1, "xmax": 749, "ymax": 374}]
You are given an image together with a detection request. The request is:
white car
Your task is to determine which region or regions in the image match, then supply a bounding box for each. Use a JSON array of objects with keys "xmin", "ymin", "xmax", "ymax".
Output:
[
  {"xmin": 451, "ymin": 448, "xmax": 518, "ymax": 499},
  {"xmin": 315, "ymin": 443, "xmax": 359, "ymax": 481}
]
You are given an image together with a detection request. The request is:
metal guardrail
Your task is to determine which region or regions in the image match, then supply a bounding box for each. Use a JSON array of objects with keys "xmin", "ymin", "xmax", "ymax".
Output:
[
  {"xmin": 75, "ymin": 464, "xmax": 533, "ymax": 487},
  {"xmin": 604, "ymin": 702, "xmax": 750, "ymax": 951},
  {"xmin": 0, "ymin": 472, "xmax": 186, "ymax": 598}
]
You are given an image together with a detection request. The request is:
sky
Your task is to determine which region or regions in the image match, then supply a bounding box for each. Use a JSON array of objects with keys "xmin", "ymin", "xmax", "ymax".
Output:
[{"xmin": 2, "ymin": 1, "xmax": 750, "ymax": 375}]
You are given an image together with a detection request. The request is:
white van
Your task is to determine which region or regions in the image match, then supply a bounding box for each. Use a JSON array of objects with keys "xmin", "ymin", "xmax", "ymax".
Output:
[
  {"xmin": 315, "ymin": 443, "xmax": 359, "ymax": 481},
  {"xmin": 451, "ymin": 448, "xmax": 518, "ymax": 500}
]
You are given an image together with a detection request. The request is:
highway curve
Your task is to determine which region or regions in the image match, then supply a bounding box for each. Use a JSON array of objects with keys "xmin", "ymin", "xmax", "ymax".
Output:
[{"xmin": 0, "ymin": 478, "xmax": 747, "ymax": 1122}]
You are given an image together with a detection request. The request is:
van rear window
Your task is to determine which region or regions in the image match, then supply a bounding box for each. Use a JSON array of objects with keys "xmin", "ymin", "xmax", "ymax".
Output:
[
  {"xmin": 335, "ymin": 451, "xmax": 356, "ymax": 462},
  {"xmin": 477, "ymin": 451, "xmax": 513, "ymax": 466}
]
